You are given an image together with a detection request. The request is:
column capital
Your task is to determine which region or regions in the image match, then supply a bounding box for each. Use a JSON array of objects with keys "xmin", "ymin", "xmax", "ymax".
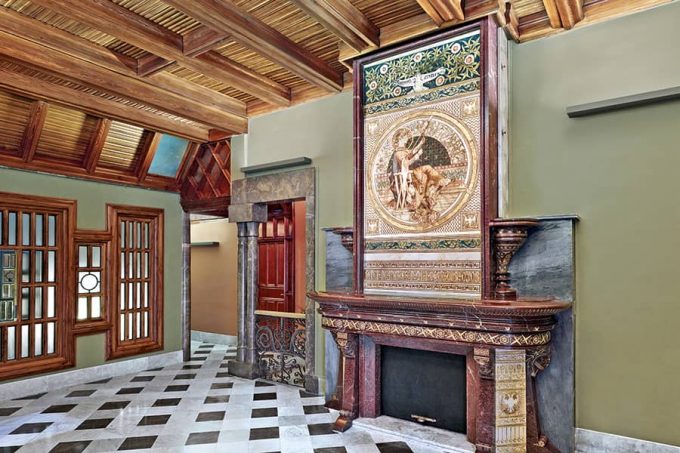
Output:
[{"xmin": 228, "ymin": 203, "xmax": 268, "ymax": 223}]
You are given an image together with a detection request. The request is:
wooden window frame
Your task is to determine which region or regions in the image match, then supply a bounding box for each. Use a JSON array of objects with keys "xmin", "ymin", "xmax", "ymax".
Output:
[
  {"xmin": 0, "ymin": 192, "xmax": 76, "ymax": 380},
  {"xmin": 106, "ymin": 205, "xmax": 164, "ymax": 359},
  {"xmin": 72, "ymin": 230, "xmax": 112, "ymax": 335}
]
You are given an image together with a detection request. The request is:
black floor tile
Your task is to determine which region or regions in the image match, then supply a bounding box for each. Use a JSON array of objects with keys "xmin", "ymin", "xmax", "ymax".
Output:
[
  {"xmin": 186, "ymin": 431, "xmax": 220, "ymax": 445},
  {"xmin": 376, "ymin": 442, "xmax": 414, "ymax": 453},
  {"xmin": 165, "ymin": 385, "xmax": 189, "ymax": 392},
  {"xmin": 42, "ymin": 404, "xmax": 77, "ymax": 414},
  {"xmin": 153, "ymin": 398, "xmax": 181, "ymax": 407},
  {"xmin": 190, "ymin": 357, "xmax": 207, "ymax": 361},
  {"xmin": 0, "ymin": 407, "xmax": 21, "ymax": 416},
  {"xmin": 145, "ymin": 367, "xmax": 164, "ymax": 371},
  {"xmin": 215, "ymin": 372, "xmax": 230, "ymax": 378},
  {"xmin": 254, "ymin": 392, "xmax": 277, "ymax": 401},
  {"xmin": 131, "ymin": 375, "xmax": 154, "ymax": 382},
  {"xmin": 138, "ymin": 414, "xmax": 171, "ymax": 426},
  {"xmin": 10, "ymin": 422, "xmax": 52, "ymax": 434},
  {"xmin": 196, "ymin": 411, "xmax": 225, "ymax": 422},
  {"xmin": 174, "ymin": 373, "xmax": 196, "ymax": 380},
  {"xmin": 249, "ymin": 427, "xmax": 279, "ymax": 440},
  {"xmin": 314, "ymin": 448, "xmax": 347, "ymax": 453},
  {"xmin": 76, "ymin": 418, "xmax": 114, "ymax": 430},
  {"xmin": 118, "ymin": 436, "xmax": 157, "ymax": 450},
  {"xmin": 66, "ymin": 389, "xmax": 96, "ymax": 398},
  {"xmin": 0, "ymin": 447, "xmax": 20, "ymax": 453},
  {"xmin": 13, "ymin": 392, "xmax": 47, "ymax": 400},
  {"xmin": 204, "ymin": 395, "xmax": 230, "ymax": 404},
  {"xmin": 252, "ymin": 408, "xmax": 278, "ymax": 418},
  {"xmin": 99, "ymin": 401, "xmax": 130, "ymax": 410},
  {"xmin": 193, "ymin": 351, "xmax": 210, "ymax": 355},
  {"xmin": 255, "ymin": 380, "xmax": 275, "ymax": 387},
  {"xmin": 183, "ymin": 365, "xmax": 201, "ymax": 370},
  {"xmin": 219, "ymin": 363, "xmax": 229, "ymax": 368},
  {"xmin": 49, "ymin": 440, "xmax": 92, "ymax": 453},
  {"xmin": 304, "ymin": 405, "xmax": 330, "ymax": 415},
  {"xmin": 210, "ymin": 382, "xmax": 233, "ymax": 389},
  {"xmin": 85, "ymin": 378, "xmax": 112, "ymax": 385},
  {"xmin": 308, "ymin": 423, "xmax": 335, "ymax": 436},
  {"xmin": 117, "ymin": 387, "xmax": 144, "ymax": 395}
]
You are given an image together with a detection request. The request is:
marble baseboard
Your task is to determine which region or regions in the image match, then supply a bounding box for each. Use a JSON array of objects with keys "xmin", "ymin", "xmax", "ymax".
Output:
[
  {"xmin": 576, "ymin": 429, "xmax": 680, "ymax": 453},
  {"xmin": 352, "ymin": 415, "xmax": 475, "ymax": 453},
  {"xmin": 0, "ymin": 350, "xmax": 182, "ymax": 402},
  {"xmin": 190, "ymin": 330, "xmax": 238, "ymax": 346}
]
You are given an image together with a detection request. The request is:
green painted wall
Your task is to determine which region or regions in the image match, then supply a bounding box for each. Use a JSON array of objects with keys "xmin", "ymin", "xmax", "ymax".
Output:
[
  {"xmin": 509, "ymin": 3, "xmax": 680, "ymax": 446},
  {"xmin": 231, "ymin": 92, "xmax": 354, "ymax": 389},
  {"xmin": 0, "ymin": 168, "xmax": 183, "ymax": 374},
  {"xmin": 232, "ymin": 92, "xmax": 355, "ymax": 288}
]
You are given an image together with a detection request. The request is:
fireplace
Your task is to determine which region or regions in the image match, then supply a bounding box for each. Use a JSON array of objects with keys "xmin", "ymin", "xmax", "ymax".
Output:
[{"xmin": 381, "ymin": 346, "xmax": 467, "ymax": 433}]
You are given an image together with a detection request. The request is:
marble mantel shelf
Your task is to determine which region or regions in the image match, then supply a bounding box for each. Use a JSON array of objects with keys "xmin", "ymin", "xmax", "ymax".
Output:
[{"xmin": 310, "ymin": 291, "xmax": 571, "ymax": 347}]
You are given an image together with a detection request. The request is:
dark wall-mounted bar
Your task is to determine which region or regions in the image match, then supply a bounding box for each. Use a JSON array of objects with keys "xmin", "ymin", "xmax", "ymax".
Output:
[
  {"xmin": 567, "ymin": 86, "xmax": 680, "ymax": 118},
  {"xmin": 241, "ymin": 157, "xmax": 312, "ymax": 175}
]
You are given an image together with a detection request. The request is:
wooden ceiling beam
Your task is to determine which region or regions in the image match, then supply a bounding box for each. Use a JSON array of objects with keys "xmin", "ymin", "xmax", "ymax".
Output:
[
  {"xmin": 83, "ymin": 118, "xmax": 112, "ymax": 174},
  {"xmin": 416, "ymin": 0, "xmax": 465, "ymax": 25},
  {"xmin": 29, "ymin": 0, "xmax": 291, "ymax": 106},
  {"xmin": 0, "ymin": 6, "xmax": 245, "ymax": 127},
  {"xmin": 162, "ymin": 0, "xmax": 344, "ymax": 92},
  {"xmin": 0, "ymin": 30, "xmax": 246, "ymax": 133},
  {"xmin": 339, "ymin": 1, "xmax": 499, "ymax": 63},
  {"xmin": 176, "ymin": 142, "xmax": 201, "ymax": 184},
  {"xmin": 137, "ymin": 54, "xmax": 177, "ymax": 77},
  {"xmin": 20, "ymin": 100, "xmax": 48, "ymax": 162},
  {"xmin": 0, "ymin": 5, "xmax": 244, "ymax": 116},
  {"xmin": 289, "ymin": 0, "xmax": 379, "ymax": 52},
  {"xmin": 183, "ymin": 27, "xmax": 230, "ymax": 57},
  {"xmin": 0, "ymin": 67, "xmax": 209, "ymax": 142},
  {"xmin": 497, "ymin": 1, "xmax": 520, "ymax": 42},
  {"xmin": 555, "ymin": 0, "xmax": 584, "ymax": 29},
  {"xmin": 136, "ymin": 132, "xmax": 162, "ymax": 182},
  {"xmin": 542, "ymin": 0, "xmax": 564, "ymax": 28}
]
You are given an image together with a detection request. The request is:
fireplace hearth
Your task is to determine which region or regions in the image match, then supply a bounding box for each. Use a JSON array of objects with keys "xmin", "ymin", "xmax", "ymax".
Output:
[{"xmin": 381, "ymin": 346, "xmax": 466, "ymax": 433}]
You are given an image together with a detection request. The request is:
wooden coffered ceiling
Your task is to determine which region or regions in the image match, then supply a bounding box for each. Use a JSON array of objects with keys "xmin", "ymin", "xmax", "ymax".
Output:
[{"xmin": 0, "ymin": 0, "xmax": 672, "ymax": 191}]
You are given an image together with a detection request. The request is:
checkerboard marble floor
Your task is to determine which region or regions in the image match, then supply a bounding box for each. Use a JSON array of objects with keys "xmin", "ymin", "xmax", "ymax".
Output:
[{"xmin": 0, "ymin": 342, "xmax": 447, "ymax": 452}]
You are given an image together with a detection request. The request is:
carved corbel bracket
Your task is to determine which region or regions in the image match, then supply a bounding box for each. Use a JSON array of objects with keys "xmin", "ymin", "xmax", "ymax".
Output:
[
  {"xmin": 474, "ymin": 347, "xmax": 494, "ymax": 379},
  {"xmin": 333, "ymin": 331, "xmax": 358, "ymax": 358},
  {"xmin": 526, "ymin": 345, "xmax": 552, "ymax": 377},
  {"xmin": 489, "ymin": 218, "xmax": 539, "ymax": 302}
]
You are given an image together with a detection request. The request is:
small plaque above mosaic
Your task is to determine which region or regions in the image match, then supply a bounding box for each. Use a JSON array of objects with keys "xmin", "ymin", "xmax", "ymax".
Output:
[{"xmin": 361, "ymin": 29, "xmax": 483, "ymax": 298}]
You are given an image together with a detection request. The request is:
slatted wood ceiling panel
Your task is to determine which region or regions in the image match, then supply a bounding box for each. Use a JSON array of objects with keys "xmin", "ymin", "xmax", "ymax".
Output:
[
  {"xmin": 36, "ymin": 104, "xmax": 98, "ymax": 163},
  {"xmin": 98, "ymin": 120, "xmax": 146, "ymax": 171},
  {"xmin": 0, "ymin": 91, "xmax": 32, "ymax": 153}
]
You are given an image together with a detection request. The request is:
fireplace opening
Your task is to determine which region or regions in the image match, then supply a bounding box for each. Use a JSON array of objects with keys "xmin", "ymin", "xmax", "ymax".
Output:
[{"xmin": 381, "ymin": 346, "xmax": 467, "ymax": 433}]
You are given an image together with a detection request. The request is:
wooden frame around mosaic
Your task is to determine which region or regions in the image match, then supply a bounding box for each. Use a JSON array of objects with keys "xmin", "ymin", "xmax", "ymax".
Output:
[
  {"xmin": 352, "ymin": 17, "xmax": 499, "ymax": 298},
  {"xmin": 0, "ymin": 191, "xmax": 165, "ymax": 380}
]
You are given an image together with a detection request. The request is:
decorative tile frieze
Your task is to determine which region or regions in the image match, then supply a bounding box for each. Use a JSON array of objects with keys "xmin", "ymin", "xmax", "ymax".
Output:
[{"xmin": 495, "ymin": 349, "xmax": 527, "ymax": 453}]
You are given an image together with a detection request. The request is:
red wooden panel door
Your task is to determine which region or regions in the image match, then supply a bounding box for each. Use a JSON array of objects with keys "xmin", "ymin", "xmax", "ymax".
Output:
[{"xmin": 257, "ymin": 203, "xmax": 294, "ymax": 312}]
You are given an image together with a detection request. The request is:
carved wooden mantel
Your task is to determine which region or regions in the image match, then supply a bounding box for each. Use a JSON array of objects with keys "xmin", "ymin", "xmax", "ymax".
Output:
[{"xmin": 309, "ymin": 291, "xmax": 570, "ymax": 453}]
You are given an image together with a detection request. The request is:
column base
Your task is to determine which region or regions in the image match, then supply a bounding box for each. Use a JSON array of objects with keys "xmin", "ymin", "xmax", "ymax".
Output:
[
  {"xmin": 227, "ymin": 360, "xmax": 260, "ymax": 380},
  {"xmin": 304, "ymin": 374, "xmax": 321, "ymax": 395}
]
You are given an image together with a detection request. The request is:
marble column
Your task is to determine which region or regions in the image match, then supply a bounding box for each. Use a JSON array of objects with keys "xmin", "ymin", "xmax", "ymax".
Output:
[
  {"xmin": 181, "ymin": 211, "xmax": 191, "ymax": 362},
  {"xmin": 227, "ymin": 203, "xmax": 267, "ymax": 379}
]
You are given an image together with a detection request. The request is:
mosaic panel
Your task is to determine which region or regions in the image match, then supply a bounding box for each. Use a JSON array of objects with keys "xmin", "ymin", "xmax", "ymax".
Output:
[{"xmin": 362, "ymin": 29, "xmax": 483, "ymax": 298}]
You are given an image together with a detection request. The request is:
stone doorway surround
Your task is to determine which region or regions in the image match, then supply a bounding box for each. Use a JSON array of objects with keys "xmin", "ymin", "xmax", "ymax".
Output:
[{"xmin": 227, "ymin": 167, "xmax": 318, "ymax": 393}]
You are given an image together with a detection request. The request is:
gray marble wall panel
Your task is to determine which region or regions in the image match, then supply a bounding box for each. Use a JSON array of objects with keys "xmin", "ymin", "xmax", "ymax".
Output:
[
  {"xmin": 322, "ymin": 227, "xmax": 354, "ymax": 399},
  {"xmin": 324, "ymin": 229, "xmax": 354, "ymax": 292},
  {"xmin": 509, "ymin": 216, "xmax": 577, "ymax": 453}
]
